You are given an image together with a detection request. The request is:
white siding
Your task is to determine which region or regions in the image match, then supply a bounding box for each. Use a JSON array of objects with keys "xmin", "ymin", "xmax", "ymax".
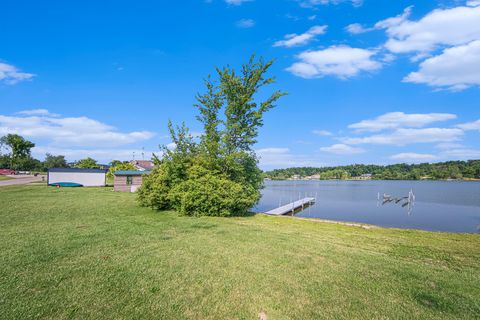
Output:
[{"xmin": 48, "ymin": 172, "xmax": 106, "ymax": 187}]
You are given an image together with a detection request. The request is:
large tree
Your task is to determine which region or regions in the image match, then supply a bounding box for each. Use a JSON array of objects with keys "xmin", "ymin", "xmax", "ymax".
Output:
[
  {"xmin": 138, "ymin": 56, "xmax": 286, "ymax": 216},
  {"xmin": 0, "ymin": 134, "xmax": 35, "ymax": 170},
  {"xmin": 107, "ymin": 161, "xmax": 136, "ymax": 179},
  {"xmin": 74, "ymin": 157, "xmax": 100, "ymax": 169},
  {"xmin": 44, "ymin": 153, "xmax": 68, "ymax": 169}
]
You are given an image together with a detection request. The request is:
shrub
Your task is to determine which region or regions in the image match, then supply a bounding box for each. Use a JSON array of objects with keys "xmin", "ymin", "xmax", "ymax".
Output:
[
  {"xmin": 169, "ymin": 172, "xmax": 258, "ymax": 217},
  {"xmin": 137, "ymin": 166, "xmax": 172, "ymax": 210}
]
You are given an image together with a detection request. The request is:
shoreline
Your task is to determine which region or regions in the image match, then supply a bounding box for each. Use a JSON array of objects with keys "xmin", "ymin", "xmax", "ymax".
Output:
[{"xmin": 262, "ymin": 213, "xmax": 480, "ymax": 235}]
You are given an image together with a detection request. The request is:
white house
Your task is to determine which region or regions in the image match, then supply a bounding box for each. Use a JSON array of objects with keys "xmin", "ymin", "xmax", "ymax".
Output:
[{"xmin": 47, "ymin": 168, "xmax": 107, "ymax": 187}]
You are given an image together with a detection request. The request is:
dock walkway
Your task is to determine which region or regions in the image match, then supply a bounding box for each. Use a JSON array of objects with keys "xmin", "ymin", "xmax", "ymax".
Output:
[{"xmin": 265, "ymin": 197, "xmax": 315, "ymax": 215}]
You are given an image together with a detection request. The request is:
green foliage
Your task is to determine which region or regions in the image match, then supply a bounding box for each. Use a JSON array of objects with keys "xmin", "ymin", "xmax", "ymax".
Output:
[
  {"xmin": 16, "ymin": 156, "xmax": 43, "ymax": 171},
  {"xmin": 169, "ymin": 166, "xmax": 257, "ymax": 217},
  {"xmin": 320, "ymin": 169, "xmax": 350, "ymax": 180},
  {"xmin": 0, "ymin": 155, "xmax": 10, "ymax": 168},
  {"xmin": 74, "ymin": 157, "xmax": 100, "ymax": 169},
  {"xmin": 139, "ymin": 55, "xmax": 285, "ymax": 216},
  {"xmin": 0, "ymin": 134, "xmax": 35, "ymax": 170},
  {"xmin": 137, "ymin": 165, "xmax": 173, "ymax": 210},
  {"xmin": 265, "ymin": 160, "xmax": 480, "ymax": 180},
  {"xmin": 44, "ymin": 153, "xmax": 68, "ymax": 169},
  {"xmin": 107, "ymin": 161, "xmax": 136, "ymax": 179}
]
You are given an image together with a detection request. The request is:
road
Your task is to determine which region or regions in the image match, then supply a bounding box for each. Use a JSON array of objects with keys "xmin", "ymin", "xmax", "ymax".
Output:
[{"xmin": 0, "ymin": 175, "xmax": 44, "ymax": 187}]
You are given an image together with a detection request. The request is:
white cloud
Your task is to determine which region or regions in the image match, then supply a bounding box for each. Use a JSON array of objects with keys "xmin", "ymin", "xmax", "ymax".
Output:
[
  {"xmin": 17, "ymin": 109, "xmax": 54, "ymax": 116},
  {"xmin": 404, "ymin": 40, "xmax": 480, "ymax": 90},
  {"xmin": 379, "ymin": 5, "xmax": 480, "ymax": 54},
  {"xmin": 374, "ymin": 6, "xmax": 413, "ymax": 31},
  {"xmin": 345, "ymin": 23, "xmax": 373, "ymax": 34},
  {"xmin": 287, "ymin": 45, "xmax": 381, "ymax": 79},
  {"xmin": 225, "ymin": 0, "xmax": 252, "ymax": 5},
  {"xmin": 441, "ymin": 148, "xmax": 480, "ymax": 159},
  {"xmin": 166, "ymin": 143, "xmax": 177, "ymax": 150},
  {"xmin": 342, "ymin": 128, "xmax": 464, "ymax": 146},
  {"xmin": 274, "ymin": 25, "xmax": 327, "ymax": 48},
  {"xmin": 435, "ymin": 142, "xmax": 465, "ymax": 150},
  {"xmin": 467, "ymin": 0, "xmax": 480, "ymax": 6},
  {"xmin": 299, "ymin": 0, "xmax": 363, "ymax": 8},
  {"xmin": 320, "ymin": 144, "xmax": 365, "ymax": 155},
  {"xmin": 312, "ymin": 129, "xmax": 332, "ymax": 136},
  {"xmin": 0, "ymin": 62, "xmax": 35, "ymax": 85},
  {"xmin": 236, "ymin": 19, "xmax": 255, "ymax": 28},
  {"xmin": 256, "ymin": 147, "xmax": 324, "ymax": 169},
  {"xmin": 353, "ymin": 4, "xmax": 480, "ymax": 90},
  {"xmin": 458, "ymin": 119, "xmax": 480, "ymax": 131},
  {"xmin": 348, "ymin": 112, "xmax": 457, "ymax": 132},
  {"xmin": 0, "ymin": 110, "xmax": 155, "ymax": 148},
  {"xmin": 389, "ymin": 152, "xmax": 438, "ymax": 163},
  {"xmin": 345, "ymin": 6, "xmax": 412, "ymax": 35}
]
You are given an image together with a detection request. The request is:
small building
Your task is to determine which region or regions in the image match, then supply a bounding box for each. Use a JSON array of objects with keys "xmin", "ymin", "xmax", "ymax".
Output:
[
  {"xmin": 353, "ymin": 173, "xmax": 373, "ymax": 180},
  {"xmin": 130, "ymin": 160, "xmax": 154, "ymax": 171},
  {"xmin": 48, "ymin": 168, "xmax": 107, "ymax": 187},
  {"xmin": 114, "ymin": 170, "xmax": 151, "ymax": 192}
]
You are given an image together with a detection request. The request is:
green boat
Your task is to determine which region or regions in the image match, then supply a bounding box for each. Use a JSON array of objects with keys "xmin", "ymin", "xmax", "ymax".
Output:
[{"xmin": 48, "ymin": 182, "xmax": 83, "ymax": 187}]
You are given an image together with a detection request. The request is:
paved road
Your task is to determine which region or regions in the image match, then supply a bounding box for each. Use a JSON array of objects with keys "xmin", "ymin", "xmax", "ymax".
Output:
[{"xmin": 0, "ymin": 175, "xmax": 44, "ymax": 187}]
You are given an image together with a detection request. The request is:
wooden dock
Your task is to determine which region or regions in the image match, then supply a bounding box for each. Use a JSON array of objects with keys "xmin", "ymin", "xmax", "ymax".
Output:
[{"xmin": 265, "ymin": 197, "xmax": 316, "ymax": 215}]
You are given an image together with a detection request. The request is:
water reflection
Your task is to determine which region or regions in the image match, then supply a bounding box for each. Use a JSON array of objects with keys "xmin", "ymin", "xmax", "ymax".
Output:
[{"xmin": 378, "ymin": 190, "xmax": 416, "ymax": 215}]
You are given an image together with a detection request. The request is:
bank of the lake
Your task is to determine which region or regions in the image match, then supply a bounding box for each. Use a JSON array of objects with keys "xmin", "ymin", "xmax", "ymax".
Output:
[{"xmin": 1, "ymin": 185, "xmax": 479, "ymax": 319}]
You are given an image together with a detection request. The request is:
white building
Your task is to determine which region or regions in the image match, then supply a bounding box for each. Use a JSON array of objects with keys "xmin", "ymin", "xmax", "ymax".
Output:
[{"xmin": 47, "ymin": 168, "xmax": 107, "ymax": 187}]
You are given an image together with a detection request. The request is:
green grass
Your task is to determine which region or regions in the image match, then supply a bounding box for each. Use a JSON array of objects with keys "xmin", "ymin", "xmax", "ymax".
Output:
[
  {"xmin": 0, "ymin": 175, "xmax": 13, "ymax": 181},
  {"xmin": 1, "ymin": 186, "xmax": 479, "ymax": 319}
]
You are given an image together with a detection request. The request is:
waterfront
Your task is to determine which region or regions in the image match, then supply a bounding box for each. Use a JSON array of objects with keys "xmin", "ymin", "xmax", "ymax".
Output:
[{"xmin": 257, "ymin": 180, "xmax": 480, "ymax": 233}]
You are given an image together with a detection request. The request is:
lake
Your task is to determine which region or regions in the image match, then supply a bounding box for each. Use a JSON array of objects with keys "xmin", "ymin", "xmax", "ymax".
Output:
[{"xmin": 255, "ymin": 180, "xmax": 480, "ymax": 233}]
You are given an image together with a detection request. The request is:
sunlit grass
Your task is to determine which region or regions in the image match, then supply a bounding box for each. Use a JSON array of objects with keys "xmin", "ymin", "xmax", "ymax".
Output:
[{"xmin": 1, "ymin": 185, "xmax": 479, "ymax": 319}]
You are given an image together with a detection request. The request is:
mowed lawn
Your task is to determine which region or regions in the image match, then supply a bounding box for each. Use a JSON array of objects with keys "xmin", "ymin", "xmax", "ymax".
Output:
[
  {"xmin": 0, "ymin": 175, "xmax": 13, "ymax": 181},
  {"xmin": 1, "ymin": 186, "xmax": 479, "ymax": 319}
]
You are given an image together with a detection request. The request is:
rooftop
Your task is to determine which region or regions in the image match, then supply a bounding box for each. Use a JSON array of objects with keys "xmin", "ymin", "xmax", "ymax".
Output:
[
  {"xmin": 114, "ymin": 170, "xmax": 152, "ymax": 176},
  {"xmin": 48, "ymin": 168, "xmax": 107, "ymax": 173}
]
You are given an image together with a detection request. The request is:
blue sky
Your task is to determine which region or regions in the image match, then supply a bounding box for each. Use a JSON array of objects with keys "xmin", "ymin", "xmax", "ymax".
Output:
[{"xmin": 1, "ymin": 0, "xmax": 479, "ymax": 169}]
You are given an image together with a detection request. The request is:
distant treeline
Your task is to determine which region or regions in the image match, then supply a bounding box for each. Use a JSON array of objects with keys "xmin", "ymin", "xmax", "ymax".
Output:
[{"xmin": 264, "ymin": 160, "xmax": 480, "ymax": 180}]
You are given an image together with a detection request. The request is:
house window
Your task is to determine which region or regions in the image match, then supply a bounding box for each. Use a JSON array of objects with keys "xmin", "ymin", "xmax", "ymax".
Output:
[{"xmin": 126, "ymin": 176, "xmax": 133, "ymax": 185}]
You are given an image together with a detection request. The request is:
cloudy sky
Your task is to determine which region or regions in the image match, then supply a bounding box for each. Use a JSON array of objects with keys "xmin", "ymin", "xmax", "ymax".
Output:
[{"xmin": 1, "ymin": 0, "xmax": 479, "ymax": 169}]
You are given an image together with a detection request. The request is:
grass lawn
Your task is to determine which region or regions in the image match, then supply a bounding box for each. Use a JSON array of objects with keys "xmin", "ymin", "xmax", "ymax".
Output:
[
  {"xmin": 1, "ymin": 186, "xmax": 479, "ymax": 319},
  {"xmin": 0, "ymin": 175, "xmax": 13, "ymax": 181}
]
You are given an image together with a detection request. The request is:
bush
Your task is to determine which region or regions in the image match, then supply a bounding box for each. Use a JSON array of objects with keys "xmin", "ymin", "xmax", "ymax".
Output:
[
  {"xmin": 137, "ymin": 166, "xmax": 172, "ymax": 210},
  {"xmin": 169, "ymin": 172, "xmax": 258, "ymax": 217}
]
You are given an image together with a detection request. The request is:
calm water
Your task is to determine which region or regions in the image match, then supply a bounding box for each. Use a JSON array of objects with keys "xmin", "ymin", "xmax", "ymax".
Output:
[{"xmin": 255, "ymin": 180, "xmax": 480, "ymax": 233}]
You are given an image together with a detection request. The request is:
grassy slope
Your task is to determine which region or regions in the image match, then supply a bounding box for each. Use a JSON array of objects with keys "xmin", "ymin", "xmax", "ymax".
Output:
[
  {"xmin": 0, "ymin": 186, "xmax": 479, "ymax": 319},
  {"xmin": 0, "ymin": 175, "xmax": 13, "ymax": 181}
]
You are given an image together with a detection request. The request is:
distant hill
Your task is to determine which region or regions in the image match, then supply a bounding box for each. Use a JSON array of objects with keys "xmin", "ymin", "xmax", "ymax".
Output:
[{"xmin": 264, "ymin": 160, "xmax": 480, "ymax": 180}]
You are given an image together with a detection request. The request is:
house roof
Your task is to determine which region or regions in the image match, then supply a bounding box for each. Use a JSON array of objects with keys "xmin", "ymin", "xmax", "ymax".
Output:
[
  {"xmin": 130, "ymin": 160, "xmax": 155, "ymax": 170},
  {"xmin": 114, "ymin": 170, "xmax": 152, "ymax": 176},
  {"xmin": 48, "ymin": 168, "xmax": 107, "ymax": 173}
]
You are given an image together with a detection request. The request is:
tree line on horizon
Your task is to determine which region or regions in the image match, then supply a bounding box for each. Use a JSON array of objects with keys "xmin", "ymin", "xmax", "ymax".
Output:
[
  {"xmin": 0, "ymin": 133, "xmax": 135, "ymax": 177},
  {"xmin": 264, "ymin": 161, "xmax": 480, "ymax": 180}
]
